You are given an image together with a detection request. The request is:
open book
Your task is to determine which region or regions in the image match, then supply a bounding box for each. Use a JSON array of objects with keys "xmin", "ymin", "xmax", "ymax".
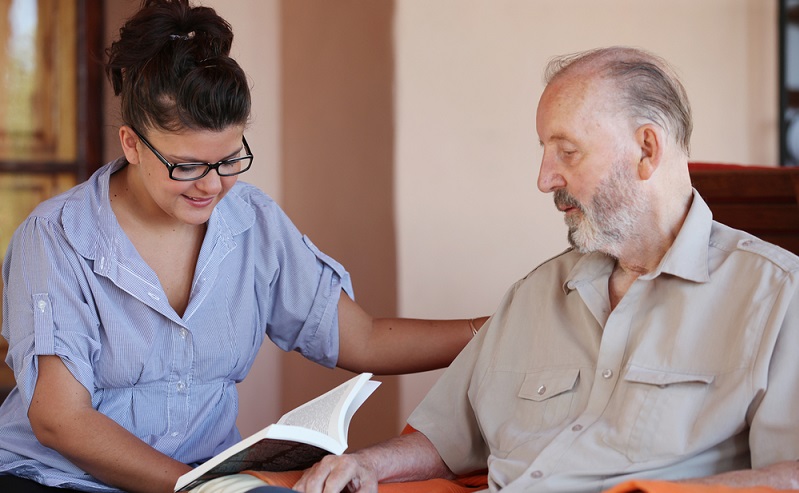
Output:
[{"xmin": 174, "ymin": 372, "xmax": 380, "ymax": 492}]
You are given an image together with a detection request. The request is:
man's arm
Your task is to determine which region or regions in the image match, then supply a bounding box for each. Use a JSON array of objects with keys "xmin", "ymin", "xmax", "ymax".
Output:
[
  {"xmin": 28, "ymin": 355, "xmax": 192, "ymax": 493},
  {"xmin": 335, "ymin": 292, "xmax": 488, "ymax": 374},
  {"xmin": 680, "ymin": 461, "xmax": 799, "ymax": 489},
  {"xmin": 293, "ymin": 431, "xmax": 454, "ymax": 493}
]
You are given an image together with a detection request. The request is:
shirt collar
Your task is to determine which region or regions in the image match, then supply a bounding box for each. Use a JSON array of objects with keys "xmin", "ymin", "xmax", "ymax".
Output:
[
  {"xmin": 63, "ymin": 158, "xmax": 255, "ymax": 263},
  {"xmin": 63, "ymin": 157, "xmax": 126, "ymax": 262},
  {"xmin": 641, "ymin": 188, "xmax": 711, "ymax": 283},
  {"xmin": 563, "ymin": 188, "xmax": 712, "ymax": 293}
]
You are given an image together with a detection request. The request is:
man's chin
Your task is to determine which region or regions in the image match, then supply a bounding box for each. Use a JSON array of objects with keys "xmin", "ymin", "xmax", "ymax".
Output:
[
  {"xmin": 567, "ymin": 229, "xmax": 592, "ymax": 253},
  {"xmin": 568, "ymin": 228, "xmax": 608, "ymax": 255}
]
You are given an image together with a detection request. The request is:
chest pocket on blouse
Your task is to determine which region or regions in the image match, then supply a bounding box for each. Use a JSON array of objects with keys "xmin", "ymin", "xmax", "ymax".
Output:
[
  {"xmin": 603, "ymin": 365, "xmax": 714, "ymax": 462},
  {"xmin": 491, "ymin": 368, "xmax": 580, "ymax": 456}
]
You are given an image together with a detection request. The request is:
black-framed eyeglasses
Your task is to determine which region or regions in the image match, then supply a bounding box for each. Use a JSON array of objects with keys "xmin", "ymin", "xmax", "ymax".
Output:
[{"xmin": 131, "ymin": 127, "xmax": 254, "ymax": 181}]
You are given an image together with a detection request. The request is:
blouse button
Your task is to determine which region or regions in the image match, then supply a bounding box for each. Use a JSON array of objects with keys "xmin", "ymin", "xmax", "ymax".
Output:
[
  {"xmin": 537, "ymin": 385, "xmax": 546, "ymax": 395},
  {"xmin": 571, "ymin": 424, "xmax": 583, "ymax": 432},
  {"xmin": 530, "ymin": 470, "xmax": 543, "ymax": 479},
  {"xmin": 602, "ymin": 369, "xmax": 613, "ymax": 379}
]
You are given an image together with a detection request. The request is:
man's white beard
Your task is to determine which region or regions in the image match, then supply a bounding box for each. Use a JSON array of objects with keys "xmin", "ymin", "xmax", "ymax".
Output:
[{"xmin": 555, "ymin": 161, "xmax": 646, "ymax": 258}]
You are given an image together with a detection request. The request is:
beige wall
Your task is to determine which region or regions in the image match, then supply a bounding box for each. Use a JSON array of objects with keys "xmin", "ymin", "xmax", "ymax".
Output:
[
  {"xmin": 278, "ymin": 0, "xmax": 401, "ymax": 449},
  {"xmin": 104, "ymin": 0, "xmax": 780, "ymax": 440}
]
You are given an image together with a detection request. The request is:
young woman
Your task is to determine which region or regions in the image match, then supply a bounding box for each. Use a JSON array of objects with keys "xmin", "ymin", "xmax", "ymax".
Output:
[{"xmin": 0, "ymin": 1, "xmax": 483, "ymax": 492}]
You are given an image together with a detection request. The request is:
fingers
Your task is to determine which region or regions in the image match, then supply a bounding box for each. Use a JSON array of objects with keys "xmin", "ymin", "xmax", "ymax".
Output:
[{"xmin": 294, "ymin": 455, "xmax": 376, "ymax": 493}]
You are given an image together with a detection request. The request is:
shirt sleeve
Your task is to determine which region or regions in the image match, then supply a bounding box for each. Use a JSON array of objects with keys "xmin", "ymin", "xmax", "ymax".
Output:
[
  {"xmin": 246, "ymin": 189, "xmax": 353, "ymax": 369},
  {"xmin": 407, "ymin": 320, "xmax": 492, "ymax": 475},
  {"xmin": 2, "ymin": 217, "xmax": 101, "ymax": 408},
  {"xmin": 747, "ymin": 272, "xmax": 799, "ymax": 466}
]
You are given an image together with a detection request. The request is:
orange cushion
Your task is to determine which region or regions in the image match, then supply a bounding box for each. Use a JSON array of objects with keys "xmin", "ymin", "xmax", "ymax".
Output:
[
  {"xmin": 604, "ymin": 479, "xmax": 795, "ymax": 493},
  {"xmin": 243, "ymin": 470, "xmax": 488, "ymax": 492}
]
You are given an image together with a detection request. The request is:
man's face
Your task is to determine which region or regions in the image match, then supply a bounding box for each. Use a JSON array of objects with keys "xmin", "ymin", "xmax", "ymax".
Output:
[{"xmin": 536, "ymin": 75, "xmax": 645, "ymax": 257}]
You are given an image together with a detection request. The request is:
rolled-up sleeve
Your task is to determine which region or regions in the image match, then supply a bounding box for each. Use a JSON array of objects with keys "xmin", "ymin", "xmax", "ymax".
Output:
[
  {"xmin": 3, "ymin": 217, "xmax": 101, "ymax": 408},
  {"xmin": 246, "ymin": 189, "xmax": 353, "ymax": 369}
]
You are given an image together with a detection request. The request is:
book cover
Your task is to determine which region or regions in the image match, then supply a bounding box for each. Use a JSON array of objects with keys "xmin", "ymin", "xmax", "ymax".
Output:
[{"xmin": 174, "ymin": 372, "xmax": 380, "ymax": 492}]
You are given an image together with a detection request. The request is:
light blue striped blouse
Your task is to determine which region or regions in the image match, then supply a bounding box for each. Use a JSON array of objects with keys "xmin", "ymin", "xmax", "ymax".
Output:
[{"xmin": 0, "ymin": 157, "xmax": 353, "ymax": 491}]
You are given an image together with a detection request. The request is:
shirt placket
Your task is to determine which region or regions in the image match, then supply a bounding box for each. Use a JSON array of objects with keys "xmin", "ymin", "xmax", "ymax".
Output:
[
  {"xmin": 504, "ymin": 279, "xmax": 644, "ymax": 491},
  {"xmin": 161, "ymin": 321, "xmax": 194, "ymax": 453}
]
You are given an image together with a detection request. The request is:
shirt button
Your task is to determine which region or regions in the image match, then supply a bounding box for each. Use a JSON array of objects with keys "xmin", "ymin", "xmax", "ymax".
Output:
[
  {"xmin": 171, "ymin": 432, "xmax": 179, "ymax": 437},
  {"xmin": 37, "ymin": 300, "xmax": 47, "ymax": 312},
  {"xmin": 176, "ymin": 381, "xmax": 186, "ymax": 392},
  {"xmin": 537, "ymin": 385, "xmax": 546, "ymax": 395},
  {"xmin": 530, "ymin": 470, "xmax": 543, "ymax": 479},
  {"xmin": 571, "ymin": 424, "xmax": 583, "ymax": 432},
  {"xmin": 602, "ymin": 369, "xmax": 613, "ymax": 379},
  {"xmin": 180, "ymin": 328, "xmax": 188, "ymax": 339}
]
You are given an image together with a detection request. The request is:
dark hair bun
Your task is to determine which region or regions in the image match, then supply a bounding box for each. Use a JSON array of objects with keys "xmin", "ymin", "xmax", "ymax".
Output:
[{"xmin": 106, "ymin": 0, "xmax": 250, "ymax": 132}]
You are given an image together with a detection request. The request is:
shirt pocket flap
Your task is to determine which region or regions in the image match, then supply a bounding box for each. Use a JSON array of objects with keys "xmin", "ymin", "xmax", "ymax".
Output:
[
  {"xmin": 518, "ymin": 368, "xmax": 580, "ymax": 402},
  {"xmin": 623, "ymin": 365, "xmax": 715, "ymax": 387}
]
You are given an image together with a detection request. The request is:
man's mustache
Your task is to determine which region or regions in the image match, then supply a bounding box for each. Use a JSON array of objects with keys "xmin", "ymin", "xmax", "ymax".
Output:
[{"xmin": 554, "ymin": 189, "xmax": 583, "ymax": 211}]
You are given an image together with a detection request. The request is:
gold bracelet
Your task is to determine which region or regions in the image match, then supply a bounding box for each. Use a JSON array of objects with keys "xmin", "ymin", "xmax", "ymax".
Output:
[{"xmin": 468, "ymin": 318, "xmax": 478, "ymax": 337}]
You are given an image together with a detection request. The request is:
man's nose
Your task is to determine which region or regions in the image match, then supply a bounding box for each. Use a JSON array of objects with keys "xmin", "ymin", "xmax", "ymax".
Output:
[{"xmin": 537, "ymin": 155, "xmax": 566, "ymax": 193}]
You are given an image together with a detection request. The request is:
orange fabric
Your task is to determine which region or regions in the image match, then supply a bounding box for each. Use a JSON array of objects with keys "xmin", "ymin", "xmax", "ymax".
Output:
[
  {"xmin": 242, "ymin": 470, "xmax": 302, "ymax": 488},
  {"xmin": 243, "ymin": 469, "xmax": 488, "ymax": 492},
  {"xmin": 603, "ymin": 479, "xmax": 795, "ymax": 493}
]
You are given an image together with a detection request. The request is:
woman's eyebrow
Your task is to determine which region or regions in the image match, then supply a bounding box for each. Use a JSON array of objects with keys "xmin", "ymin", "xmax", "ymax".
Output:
[{"xmin": 169, "ymin": 143, "xmax": 244, "ymax": 163}]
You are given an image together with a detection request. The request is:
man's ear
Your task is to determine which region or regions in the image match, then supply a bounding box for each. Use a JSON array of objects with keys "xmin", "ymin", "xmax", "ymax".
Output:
[
  {"xmin": 119, "ymin": 126, "xmax": 141, "ymax": 165},
  {"xmin": 636, "ymin": 124, "xmax": 663, "ymax": 181}
]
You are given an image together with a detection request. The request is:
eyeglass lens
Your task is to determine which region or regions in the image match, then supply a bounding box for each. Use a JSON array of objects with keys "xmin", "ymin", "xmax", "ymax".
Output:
[{"xmin": 170, "ymin": 157, "xmax": 251, "ymax": 180}]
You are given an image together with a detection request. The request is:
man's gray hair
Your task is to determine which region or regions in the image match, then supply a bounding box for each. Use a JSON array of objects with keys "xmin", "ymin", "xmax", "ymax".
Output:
[{"xmin": 544, "ymin": 46, "xmax": 692, "ymax": 156}]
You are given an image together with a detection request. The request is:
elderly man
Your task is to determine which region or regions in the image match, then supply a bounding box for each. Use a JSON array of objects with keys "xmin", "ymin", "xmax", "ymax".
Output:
[{"xmin": 294, "ymin": 47, "xmax": 799, "ymax": 492}]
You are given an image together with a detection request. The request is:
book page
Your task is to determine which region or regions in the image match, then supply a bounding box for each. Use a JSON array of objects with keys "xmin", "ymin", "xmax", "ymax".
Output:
[
  {"xmin": 277, "ymin": 373, "xmax": 375, "ymax": 445},
  {"xmin": 278, "ymin": 383, "xmax": 348, "ymax": 438}
]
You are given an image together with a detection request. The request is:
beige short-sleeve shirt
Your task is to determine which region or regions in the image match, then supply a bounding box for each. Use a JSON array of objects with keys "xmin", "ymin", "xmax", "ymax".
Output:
[{"xmin": 408, "ymin": 191, "xmax": 799, "ymax": 493}]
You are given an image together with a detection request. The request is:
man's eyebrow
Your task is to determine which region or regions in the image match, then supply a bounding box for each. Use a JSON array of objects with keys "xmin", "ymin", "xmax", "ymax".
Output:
[{"xmin": 540, "ymin": 134, "xmax": 573, "ymax": 145}]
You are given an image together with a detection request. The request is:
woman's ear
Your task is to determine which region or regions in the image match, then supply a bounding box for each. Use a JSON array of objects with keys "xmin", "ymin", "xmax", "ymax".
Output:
[
  {"xmin": 636, "ymin": 124, "xmax": 664, "ymax": 181},
  {"xmin": 119, "ymin": 126, "xmax": 141, "ymax": 165}
]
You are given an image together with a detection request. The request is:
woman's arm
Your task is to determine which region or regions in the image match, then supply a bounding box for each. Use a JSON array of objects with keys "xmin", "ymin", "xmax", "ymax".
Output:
[
  {"xmin": 28, "ymin": 356, "xmax": 192, "ymax": 493},
  {"xmin": 335, "ymin": 292, "xmax": 488, "ymax": 374},
  {"xmin": 293, "ymin": 431, "xmax": 452, "ymax": 493}
]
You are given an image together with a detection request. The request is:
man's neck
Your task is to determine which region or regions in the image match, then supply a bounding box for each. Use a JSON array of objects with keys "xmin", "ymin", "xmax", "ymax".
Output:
[{"xmin": 606, "ymin": 190, "xmax": 693, "ymax": 310}]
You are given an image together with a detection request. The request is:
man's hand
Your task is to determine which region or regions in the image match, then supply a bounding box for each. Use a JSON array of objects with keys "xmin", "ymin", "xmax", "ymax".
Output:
[
  {"xmin": 293, "ymin": 431, "xmax": 454, "ymax": 493},
  {"xmin": 294, "ymin": 453, "xmax": 378, "ymax": 493}
]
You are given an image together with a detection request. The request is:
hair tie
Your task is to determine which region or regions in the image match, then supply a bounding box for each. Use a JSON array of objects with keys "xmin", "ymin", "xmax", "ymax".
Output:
[{"xmin": 169, "ymin": 31, "xmax": 195, "ymax": 41}]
